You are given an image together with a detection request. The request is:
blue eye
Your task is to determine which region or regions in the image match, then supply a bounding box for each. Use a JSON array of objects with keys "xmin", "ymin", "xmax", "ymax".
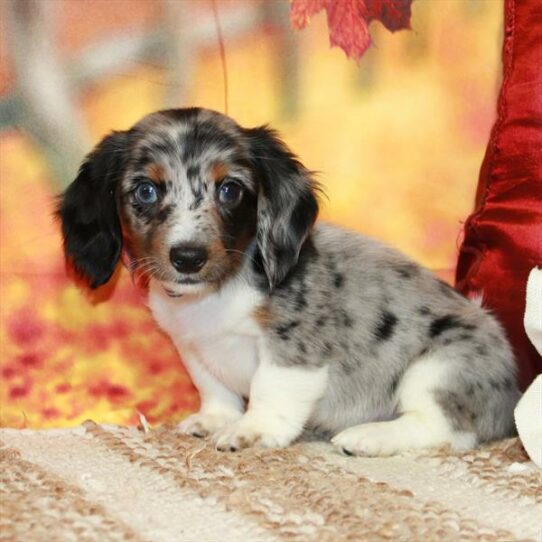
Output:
[
  {"xmin": 135, "ymin": 182, "xmax": 158, "ymax": 204},
  {"xmin": 218, "ymin": 181, "xmax": 243, "ymax": 206}
]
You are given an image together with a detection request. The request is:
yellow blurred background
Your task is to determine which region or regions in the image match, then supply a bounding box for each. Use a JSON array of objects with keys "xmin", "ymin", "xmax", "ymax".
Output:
[{"xmin": 0, "ymin": 0, "xmax": 503, "ymax": 428}]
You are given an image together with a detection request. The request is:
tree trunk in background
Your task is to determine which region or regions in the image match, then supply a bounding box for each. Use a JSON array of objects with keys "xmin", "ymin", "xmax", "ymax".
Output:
[{"xmin": 5, "ymin": 0, "xmax": 89, "ymax": 189}]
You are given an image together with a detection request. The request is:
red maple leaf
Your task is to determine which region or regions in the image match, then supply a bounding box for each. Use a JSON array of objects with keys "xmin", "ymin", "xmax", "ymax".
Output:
[
  {"xmin": 365, "ymin": 0, "xmax": 413, "ymax": 31},
  {"xmin": 290, "ymin": 0, "xmax": 413, "ymax": 60}
]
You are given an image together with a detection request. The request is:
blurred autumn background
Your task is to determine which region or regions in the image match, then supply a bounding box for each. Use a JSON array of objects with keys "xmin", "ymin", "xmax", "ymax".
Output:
[{"xmin": 0, "ymin": 0, "xmax": 504, "ymax": 428}]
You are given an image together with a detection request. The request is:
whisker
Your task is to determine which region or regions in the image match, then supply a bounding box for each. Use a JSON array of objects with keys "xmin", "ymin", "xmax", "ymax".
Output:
[
  {"xmin": 129, "ymin": 256, "xmax": 156, "ymax": 271},
  {"xmin": 134, "ymin": 260, "xmax": 158, "ymax": 272}
]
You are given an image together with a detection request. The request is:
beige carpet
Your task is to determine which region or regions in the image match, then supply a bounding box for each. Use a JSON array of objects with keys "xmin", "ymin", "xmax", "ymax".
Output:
[{"xmin": 1, "ymin": 422, "xmax": 540, "ymax": 542}]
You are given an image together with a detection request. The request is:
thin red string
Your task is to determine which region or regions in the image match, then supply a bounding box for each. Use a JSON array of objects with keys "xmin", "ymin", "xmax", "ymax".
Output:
[{"xmin": 211, "ymin": 0, "xmax": 229, "ymax": 115}]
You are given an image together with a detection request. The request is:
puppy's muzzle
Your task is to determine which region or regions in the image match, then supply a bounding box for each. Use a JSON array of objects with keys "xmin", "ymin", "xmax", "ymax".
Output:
[{"xmin": 169, "ymin": 244, "xmax": 208, "ymax": 274}]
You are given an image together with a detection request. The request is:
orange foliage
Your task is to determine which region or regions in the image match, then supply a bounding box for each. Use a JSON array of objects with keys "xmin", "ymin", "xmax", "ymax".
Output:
[{"xmin": 0, "ymin": 135, "xmax": 198, "ymax": 428}]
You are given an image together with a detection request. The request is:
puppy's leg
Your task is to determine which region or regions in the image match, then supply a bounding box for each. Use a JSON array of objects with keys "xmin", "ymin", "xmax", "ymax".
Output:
[
  {"xmin": 177, "ymin": 347, "xmax": 244, "ymax": 438},
  {"xmin": 214, "ymin": 339, "xmax": 328, "ymax": 451},
  {"xmin": 332, "ymin": 354, "xmax": 476, "ymax": 456}
]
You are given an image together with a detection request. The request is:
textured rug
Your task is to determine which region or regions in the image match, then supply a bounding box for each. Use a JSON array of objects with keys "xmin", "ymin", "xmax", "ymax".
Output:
[{"xmin": 1, "ymin": 422, "xmax": 540, "ymax": 542}]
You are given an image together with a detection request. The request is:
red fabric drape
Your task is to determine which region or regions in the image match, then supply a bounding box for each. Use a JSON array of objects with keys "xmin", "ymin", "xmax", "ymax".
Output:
[{"xmin": 456, "ymin": 0, "xmax": 542, "ymax": 391}]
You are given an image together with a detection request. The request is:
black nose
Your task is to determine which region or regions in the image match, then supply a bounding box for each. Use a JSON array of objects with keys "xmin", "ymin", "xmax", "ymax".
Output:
[{"xmin": 169, "ymin": 245, "xmax": 208, "ymax": 274}]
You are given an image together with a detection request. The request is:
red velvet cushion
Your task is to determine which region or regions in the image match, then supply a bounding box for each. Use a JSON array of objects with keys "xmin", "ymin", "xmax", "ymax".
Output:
[{"xmin": 455, "ymin": 0, "xmax": 542, "ymax": 391}]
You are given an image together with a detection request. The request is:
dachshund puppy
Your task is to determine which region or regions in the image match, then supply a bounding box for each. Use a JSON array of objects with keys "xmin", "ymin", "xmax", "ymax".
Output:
[{"xmin": 58, "ymin": 108, "xmax": 519, "ymax": 455}]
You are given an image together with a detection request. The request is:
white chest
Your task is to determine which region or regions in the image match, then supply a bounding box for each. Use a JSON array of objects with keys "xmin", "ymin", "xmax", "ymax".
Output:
[{"xmin": 147, "ymin": 279, "xmax": 264, "ymax": 396}]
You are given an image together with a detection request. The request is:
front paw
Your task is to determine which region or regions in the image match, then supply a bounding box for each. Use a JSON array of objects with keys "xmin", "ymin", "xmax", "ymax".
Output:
[
  {"xmin": 177, "ymin": 410, "xmax": 241, "ymax": 439},
  {"xmin": 332, "ymin": 424, "xmax": 394, "ymax": 457},
  {"xmin": 214, "ymin": 417, "xmax": 293, "ymax": 452}
]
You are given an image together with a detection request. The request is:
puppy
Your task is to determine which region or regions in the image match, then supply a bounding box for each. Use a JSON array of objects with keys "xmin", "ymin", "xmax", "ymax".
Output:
[{"xmin": 58, "ymin": 108, "xmax": 519, "ymax": 456}]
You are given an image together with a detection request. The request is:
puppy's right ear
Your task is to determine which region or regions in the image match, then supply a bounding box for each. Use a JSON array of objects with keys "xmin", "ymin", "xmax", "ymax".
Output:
[{"xmin": 57, "ymin": 131, "xmax": 129, "ymax": 289}]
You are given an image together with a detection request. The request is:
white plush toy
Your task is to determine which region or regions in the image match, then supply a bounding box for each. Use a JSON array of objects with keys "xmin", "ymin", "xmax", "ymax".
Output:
[{"xmin": 514, "ymin": 267, "xmax": 542, "ymax": 468}]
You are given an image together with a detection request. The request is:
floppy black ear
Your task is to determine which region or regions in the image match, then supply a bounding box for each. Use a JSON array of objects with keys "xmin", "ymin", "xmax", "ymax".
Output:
[
  {"xmin": 244, "ymin": 126, "xmax": 319, "ymax": 289},
  {"xmin": 57, "ymin": 131, "xmax": 129, "ymax": 289}
]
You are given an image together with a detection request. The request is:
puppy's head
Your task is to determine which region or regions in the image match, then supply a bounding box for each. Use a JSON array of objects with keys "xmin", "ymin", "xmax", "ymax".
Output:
[{"xmin": 58, "ymin": 108, "xmax": 318, "ymax": 296}]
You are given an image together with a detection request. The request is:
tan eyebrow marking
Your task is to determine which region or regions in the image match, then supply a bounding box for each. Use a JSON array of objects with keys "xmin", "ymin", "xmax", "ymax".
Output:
[
  {"xmin": 147, "ymin": 163, "xmax": 166, "ymax": 183},
  {"xmin": 211, "ymin": 162, "xmax": 229, "ymax": 184}
]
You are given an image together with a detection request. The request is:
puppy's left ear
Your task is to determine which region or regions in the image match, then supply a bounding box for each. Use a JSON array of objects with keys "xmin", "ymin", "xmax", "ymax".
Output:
[
  {"xmin": 244, "ymin": 126, "xmax": 319, "ymax": 289},
  {"xmin": 57, "ymin": 131, "xmax": 129, "ymax": 289}
]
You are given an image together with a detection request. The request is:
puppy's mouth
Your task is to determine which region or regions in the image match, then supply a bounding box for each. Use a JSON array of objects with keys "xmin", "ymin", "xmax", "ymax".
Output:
[
  {"xmin": 160, "ymin": 277, "xmax": 210, "ymax": 298},
  {"xmin": 154, "ymin": 255, "xmax": 241, "ymax": 298},
  {"xmin": 163, "ymin": 286, "xmax": 184, "ymax": 298},
  {"xmin": 175, "ymin": 277, "xmax": 201, "ymax": 285}
]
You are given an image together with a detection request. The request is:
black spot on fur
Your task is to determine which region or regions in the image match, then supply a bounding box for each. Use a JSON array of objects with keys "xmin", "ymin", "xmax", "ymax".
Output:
[
  {"xmin": 275, "ymin": 320, "xmax": 300, "ymax": 340},
  {"xmin": 418, "ymin": 306, "xmax": 431, "ymax": 316},
  {"xmin": 429, "ymin": 315, "xmax": 475, "ymax": 338},
  {"xmin": 489, "ymin": 379, "xmax": 502, "ymax": 391},
  {"xmin": 147, "ymin": 140, "xmax": 176, "ymax": 158},
  {"xmin": 334, "ymin": 273, "xmax": 344, "ymax": 288},
  {"xmin": 180, "ymin": 126, "xmax": 237, "ymax": 164},
  {"xmin": 375, "ymin": 312, "xmax": 398, "ymax": 341},
  {"xmin": 395, "ymin": 262, "xmax": 418, "ymax": 279},
  {"xmin": 475, "ymin": 345, "xmax": 488, "ymax": 357},
  {"xmin": 155, "ymin": 204, "xmax": 174, "ymax": 224},
  {"xmin": 341, "ymin": 311, "xmax": 353, "ymax": 328},
  {"xmin": 340, "ymin": 359, "xmax": 354, "ymax": 375},
  {"xmin": 186, "ymin": 164, "xmax": 200, "ymax": 180},
  {"xmin": 322, "ymin": 342, "xmax": 333, "ymax": 356},
  {"xmin": 294, "ymin": 290, "xmax": 307, "ymax": 311},
  {"xmin": 298, "ymin": 341, "xmax": 307, "ymax": 354},
  {"xmin": 315, "ymin": 316, "xmax": 327, "ymax": 327},
  {"xmin": 504, "ymin": 378, "xmax": 516, "ymax": 390}
]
